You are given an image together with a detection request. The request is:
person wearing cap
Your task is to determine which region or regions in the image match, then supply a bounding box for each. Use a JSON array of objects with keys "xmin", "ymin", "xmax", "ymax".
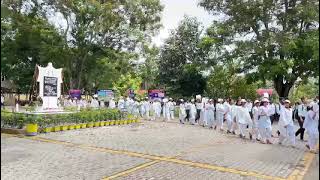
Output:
[
  {"xmin": 278, "ymin": 100, "xmax": 295, "ymax": 147},
  {"xmin": 295, "ymin": 97, "xmax": 308, "ymax": 141},
  {"xmin": 216, "ymin": 98, "xmax": 225, "ymax": 131},
  {"xmin": 168, "ymin": 98, "xmax": 175, "ymax": 120},
  {"xmin": 189, "ymin": 99, "xmax": 197, "ymax": 125},
  {"xmin": 206, "ymin": 99, "xmax": 215, "ymax": 129},
  {"xmin": 224, "ymin": 98, "xmax": 233, "ymax": 133},
  {"xmin": 252, "ymin": 100, "xmax": 261, "ymax": 141},
  {"xmin": 236, "ymin": 99, "xmax": 253, "ymax": 139},
  {"xmin": 303, "ymin": 104, "xmax": 318, "ymax": 153},
  {"xmin": 258, "ymin": 98, "xmax": 273, "ymax": 144},
  {"xmin": 162, "ymin": 98, "xmax": 170, "ymax": 121},
  {"xmin": 143, "ymin": 97, "xmax": 151, "ymax": 120},
  {"xmin": 201, "ymin": 98, "xmax": 209, "ymax": 127},
  {"xmin": 179, "ymin": 99, "xmax": 186, "ymax": 124},
  {"xmin": 195, "ymin": 98, "xmax": 203, "ymax": 123}
]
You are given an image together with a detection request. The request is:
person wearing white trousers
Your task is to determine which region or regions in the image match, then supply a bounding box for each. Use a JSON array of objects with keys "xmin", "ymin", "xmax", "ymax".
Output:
[
  {"xmin": 303, "ymin": 105, "xmax": 319, "ymax": 153},
  {"xmin": 278, "ymin": 100, "xmax": 295, "ymax": 147},
  {"xmin": 168, "ymin": 98, "xmax": 175, "ymax": 120},
  {"xmin": 237, "ymin": 99, "xmax": 253, "ymax": 139},
  {"xmin": 258, "ymin": 98, "xmax": 273, "ymax": 144},
  {"xmin": 216, "ymin": 99, "xmax": 225, "ymax": 131},
  {"xmin": 152, "ymin": 99, "xmax": 162, "ymax": 120},
  {"xmin": 231, "ymin": 99, "xmax": 241, "ymax": 135},
  {"xmin": 163, "ymin": 98, "xmax": 171, "ymax": 121},
  {"xmin": 143, "ymin": 97, "xmax": 151, "ymax": 120},
  {"xmin": 206, "ymin": 99, "xmax": 215, "ymax": 128},
  {"xmin": 189, "ymin": 99, "xmax": 197, "ymax": 125},
  {"xmin": 224, "ymin": 99, "xmax": 233, "ymax": 133},
  {"xmin": 179, "ymin": 99, "xmax": 187, "ymax": 124},
  {"xmin": 251, "ymin": 100, "xmax": 261, "ymax": 141}
]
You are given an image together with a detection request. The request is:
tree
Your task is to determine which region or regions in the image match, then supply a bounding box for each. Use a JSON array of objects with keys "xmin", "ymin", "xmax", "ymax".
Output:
[
  {"xmin": 199, "ymin": 0, "xmax": 319, "ymax": 98},
  {"xmin": 112, "ymin": 74, "xmax": 142, "ymax": 97},
  {"xmin": 158, "ymin": 16, "xmax": 208, "ymax": 97}
]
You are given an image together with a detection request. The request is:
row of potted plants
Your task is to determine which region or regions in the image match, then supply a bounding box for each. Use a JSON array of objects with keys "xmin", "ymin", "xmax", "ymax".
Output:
[{"xmin": 1, "ymin": 109, "xmax": 139, "ymax": 135}]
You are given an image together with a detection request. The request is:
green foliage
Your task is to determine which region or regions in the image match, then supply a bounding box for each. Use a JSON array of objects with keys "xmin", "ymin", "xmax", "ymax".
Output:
[
  {"xmin": 289, "ymin": 79, "xmax": 319, "ymax": 103},
  {"xmin": 112, "ymin": 74, "xmax": 142, "ymax": 97},
  {"xmin": 0, "ymin": 109, "xmax": 122, "ymax": 129},
  {"xmin": 199, "ymin": 0, "xmax": 319, "ymax": 97}
]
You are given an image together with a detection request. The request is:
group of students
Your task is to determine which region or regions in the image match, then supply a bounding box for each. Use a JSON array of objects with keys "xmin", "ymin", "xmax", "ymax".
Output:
[{"xmin": 176, "ymin": 96, "xmax": 319, "ymax": 153}]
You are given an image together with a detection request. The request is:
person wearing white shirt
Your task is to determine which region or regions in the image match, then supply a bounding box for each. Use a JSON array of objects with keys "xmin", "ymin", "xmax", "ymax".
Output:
[
  {"xmin": 189, "ymin": 99, "xmax": 197, "ymax": 125},
  {"xmin": 224, "ymin": 99, "xmax": 233, "ymax": 133},
  {"xmin": 216, "ymin": 98, "xmax": 225, "ymax": 131},
  {"xmin": 236, "ymin": 99, "xmax": 253, "ymax": 139},
  {"xmin": 143, "ymin": 97, "xmax": 151, "ymax": 120},
  {"xmin": 303, "ymin": 105, "xmax": 319, "ymax": 153},
  {"xmin": 168, "ymin": 98, "xmax": 175, "ymax": 120},
  {"xmin": 258, "ymin": 98, "xmax": 273, "ymax": 144},
  {"xmin": 185, "ymin": 100, "xmax": 192, "ymax": 122},
  {"xmin": 162, "ymin": 98, "xmax": 171, "ymax": 121},
  {"xmin": 140, "ymin": 99, "xmax": 146, "ymax": 117},
  {"xmin": 295, "ymin": 97, "xmax": 307, "ymax": 141},
  {"xmin": 179, "ymin": 99, "xmax": 186, "ymax": 124},
  {"xmin": 278, "ymin": 100, "xmax": 295, "ymax": 147},
  {"xmin": 109, "ymin": 98, "xmax": 116, "ymax": 109},
  {"xmin": 132, "ymin": 99, "xmax": 140, "ymax": 118},
  {"xmin": 231, "ymin": 99, "xmax": 241, "ymax": 135},
  {"xmin": 117, "ymin": 96, "xmax": 125, "ymax": 111},
  {"xmin": 206, "ymin": 99, "xmax": 215, "ymax": 128},
  {"xmin": 252, "ymin": 100, "xmax": 261, "ymax": 141},
  {"xmin": 152, "ymin": 99, "xmax": 162, "ymax": 120},
  {"xmin": 195, "ymin": 99, "xmax": 203, "ymax": 123},
  {"xmin": 268, "ymin": 101, "xmax": 276, "ymax": 125}
]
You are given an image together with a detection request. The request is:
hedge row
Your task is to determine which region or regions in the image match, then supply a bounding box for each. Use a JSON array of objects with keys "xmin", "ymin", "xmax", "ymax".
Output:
[{"xmin": 1, "ymin": 109, "xmax": 124, "ymax": 129}]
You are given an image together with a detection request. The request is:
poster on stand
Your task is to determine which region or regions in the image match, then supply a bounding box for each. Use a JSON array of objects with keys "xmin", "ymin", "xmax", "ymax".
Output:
[
  {"xmin": 98, "ymin": 90, "xmax": 114, "ymax": 101},
  {"xmin": 69, "ymin": 89, "xmax": 81, "ymax": 99}
]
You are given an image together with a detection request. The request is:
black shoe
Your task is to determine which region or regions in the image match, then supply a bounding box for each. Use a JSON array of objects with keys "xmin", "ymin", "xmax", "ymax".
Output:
[
  {"xmin": 232, "ymin": 131, "xmax": 236, "ymax": 135},
  {"xmin": 256, "ymin": 138, "xmax": 260, "ymax": 141},
  {"xmin": 249, "ymin": 133, "xmax": 252, "ymax": 140},
  {"xmin": 227, "ymin": 130, "xmax": 231, "ymax": 134},
  {"xmin": 239, "ymin": 134, "xmax": 243, "ymax": 138}
]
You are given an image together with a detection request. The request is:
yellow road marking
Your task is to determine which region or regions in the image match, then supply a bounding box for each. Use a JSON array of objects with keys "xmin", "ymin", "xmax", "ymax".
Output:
[
  {"xmin": 102, "ymin": 160, "xmax": 160, "ymax": 180},
  {"xmin": 1, "ymin": 133, "xmax": 298, "ymax": 180},
  {"xmin": 287, "ymin": 143, "xmax": 318, "ymax": 180}
]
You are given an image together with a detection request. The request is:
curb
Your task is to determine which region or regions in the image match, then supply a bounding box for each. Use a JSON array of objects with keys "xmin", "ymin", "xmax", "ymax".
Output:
[{"xmin": 1, "ymin": 128, "xmax": 25, "ymax": 135}]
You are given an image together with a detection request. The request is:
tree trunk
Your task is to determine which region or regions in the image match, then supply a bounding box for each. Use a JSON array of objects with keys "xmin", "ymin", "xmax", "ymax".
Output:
[{"xmin": 273, "ymin": 76, "xmax": 295, "ymax": 99}]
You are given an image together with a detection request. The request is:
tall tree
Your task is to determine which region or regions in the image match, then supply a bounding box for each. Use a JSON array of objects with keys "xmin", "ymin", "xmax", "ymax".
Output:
[
  {"xmin": 199, "ymin": 0, "xmax": 319, "ymax": 98},
  {"xmin": 158, "ymin": 16, "xmax": 207, "ymax": 97}
]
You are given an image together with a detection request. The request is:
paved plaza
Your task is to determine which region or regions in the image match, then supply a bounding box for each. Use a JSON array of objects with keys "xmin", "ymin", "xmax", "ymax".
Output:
[{"xmin": 1, "ymin": 119, "xmax": 319, "ymax": 180}]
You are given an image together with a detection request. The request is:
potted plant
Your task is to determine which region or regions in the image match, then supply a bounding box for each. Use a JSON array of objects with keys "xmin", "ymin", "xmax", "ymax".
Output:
[{"xmin": 26, "ymin": 115, "xmax": 39, "ymax": 136}]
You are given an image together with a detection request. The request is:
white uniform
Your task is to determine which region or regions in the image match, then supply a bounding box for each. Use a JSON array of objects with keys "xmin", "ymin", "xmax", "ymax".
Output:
[
  {"xmin": 118, "ymin": 99, "xmax": 125, "ymax": 111},
  {"xmin": 179, "ymin": 103, "xmax": 186, "ymax": 124},
  {"xmin": 143, "ymin": 101, "xmax": 151, "ymax": 119},
  {"xmin": 132, "ymin": 101, "xmax": 140, "ymax": 118},
  {"xmin": 312, "ymin": 102, "xmax": 319, "ymax": 121},
  {"xmin": 206, "ymin": 103, "xmax": 215, "ymax": 128},
  {"xmin": 236, "ymin": 106, "xmax": 252, "ymax": 137},
  {"xmin": 140, "ymin": 100, "xmax": 146, "ymax": 116},
  {"xmin": 109, "ymin": 99, "xmax": 116, "ymax": 109},
  {"xmin": 152, "ymin": 101, "xmax": 162, "ymax": 120},
  {"xmin": 258, "ymin": 106, "xmax": 272, "ymax": 142},
  {"xmin": 224, "ymin": 102, "xmax": 232, "ymax": 131},
  {"xmin": 163, "ymin": 99, "xmax": 171, "ymax": 121},
  {"xmin": 231, "ymin": 105, "xmax": 239, "ymax": 132},
  {"xmin": 278, "ymin": 106, "xmax": 295, "ymax": 146},
  {"xmin": 167, "ymin": 101, "xmax": 175, "ymax": 120},
  {"xmin": 303, "ymin": 110, "xmax": 319, "ymax": 150},
  {"xmin": 189, "ymin": 103, "xmax": 196, "ymax": 125},
  {"xmin": 252, "ymin": 106, "xmax": 260, "ymax": 139},
  {"xmin": 216, "ymin": 103, "xmax": 225, "ymax": 130}
]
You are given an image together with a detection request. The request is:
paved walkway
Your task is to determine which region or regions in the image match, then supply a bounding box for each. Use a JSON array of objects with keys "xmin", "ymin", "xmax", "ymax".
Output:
[{"xmin": 1, "ymin": 119, "xmax": 318, "ymax": 180}]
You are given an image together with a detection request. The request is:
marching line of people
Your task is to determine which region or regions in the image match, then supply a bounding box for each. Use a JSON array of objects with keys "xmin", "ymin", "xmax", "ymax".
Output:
[{"xmin": 59, "ymin": 94, "xmax": 319, "ymax": 153}]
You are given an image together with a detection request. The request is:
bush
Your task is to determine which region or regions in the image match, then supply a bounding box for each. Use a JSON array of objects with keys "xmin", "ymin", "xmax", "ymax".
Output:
[{"xmin": 1, "ymin": 109, "xmax": 123, "ymax": 129}]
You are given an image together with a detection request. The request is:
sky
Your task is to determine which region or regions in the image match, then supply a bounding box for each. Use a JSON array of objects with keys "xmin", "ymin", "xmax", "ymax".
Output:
[{"xmin": 152, "ymin": 0, "xmax": 214, "ymax": 46}]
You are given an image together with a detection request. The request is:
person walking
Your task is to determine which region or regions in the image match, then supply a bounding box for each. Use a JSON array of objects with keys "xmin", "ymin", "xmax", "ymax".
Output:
[
  {"xmin": 168, "ymin": 98, "xmax": 175, "ymax": 120},
  {"xmin": 252, "ymin": 100, "xmax": 261, "ymax": 141},
  {"xmin": 216, "ymin": 98, "xmax": 225, "ymax": 131},
  {"xmin": 237, "ymin": 99, "xmax": 253, "ymax": 139},
  {"xmin": 195, "ymin": 97, "xmax": 203, "ymax": 123},
  {"xmin": 278, "ymin": 100, "xmax": 295, "ymax": 148},
  {"xmin": 206, "ymin": 99, "xmax": 215, "ymax": 129},
  {"xmin": 189, "ymin": 99, "xmax": 197, "ymax": 125},
  {"xmin": 295, "ymin": 97, "xmax": 307, "ymax": 141},
  {"xmin": 224, "ymin": 98, "xmax": 233, "ymax": 134},
  {"xmin": 258, "ymin": 98, "xmax": 273, "ymax": 144},
  {"xmin": 179, "ymin": 99, "xmax": 186, "ymax": 124},
  {"xmin": 304, "ymin": 105, "xmax": 319, "ymax": 153}
]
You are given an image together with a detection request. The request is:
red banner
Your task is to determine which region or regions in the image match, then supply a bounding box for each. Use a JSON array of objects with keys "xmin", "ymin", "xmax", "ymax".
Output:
[{"xmin": 256, "ymin": 89, "xmax": 273, "ymax": 96}]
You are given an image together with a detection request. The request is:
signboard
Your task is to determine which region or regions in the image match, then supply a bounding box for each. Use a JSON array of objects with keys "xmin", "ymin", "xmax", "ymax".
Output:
[
  {"xmin": 43, "ymin": 76, "xmax": 58, "ymax": 97},
  {"xmin": 148, "ymin": 89, "xmax": 165, "ymax": 100},
  {"xmin": 69, "ymin": 89, "xmax": 81, "ymax": 99},
  {"xmin": 97, "ymin": 90, "xmax": 114, "ymax": 101}
]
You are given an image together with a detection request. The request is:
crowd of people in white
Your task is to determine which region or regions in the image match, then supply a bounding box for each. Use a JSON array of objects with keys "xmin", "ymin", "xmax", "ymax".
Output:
[{"xmin": 61, "ymin": 95, "xmax": 319, "ymax": 153}]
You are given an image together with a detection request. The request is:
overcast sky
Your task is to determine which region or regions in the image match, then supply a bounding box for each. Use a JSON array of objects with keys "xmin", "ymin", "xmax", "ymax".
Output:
[{"xmin": 152, "ymin": 0, "xmax": 214, "ymax": 46}]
